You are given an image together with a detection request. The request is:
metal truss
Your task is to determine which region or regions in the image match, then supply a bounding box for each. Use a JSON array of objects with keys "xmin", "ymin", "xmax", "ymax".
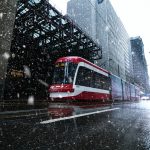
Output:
[{"xmin": 11, "ymin": 0, "xmax": 102, "ymax": 62}]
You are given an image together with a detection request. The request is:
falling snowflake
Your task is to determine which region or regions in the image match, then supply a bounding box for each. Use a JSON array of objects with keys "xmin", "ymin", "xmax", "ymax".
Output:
[
  {"xmin": 17, "ymin": 93, "xmax": 20, "ymax": 98},
  {"xmin": 0, "ymin": 13, "xmax": 3, "ymax": 19},
  {"xmin": 131, "ymin": 51, "xmax": 135, "ymax": 55},
  {"xmin": 12, "ymin": 53, "xmax": 15, "ymax": 58},
  {"xmin": 105, "ymin": 26, "xmax": 110, "ymax": 32},
  {"xmin": 2, "ymin": 52, "xmax": 10, "ymax": 59},
  {"xmin": 38, "ymin": 79, "xmax": 49, "ymax": 87},
  {"xmin": 23, "ymin": 65, "xmax": 31, "ymax": 77},
  {"xmin": 23, "ymin": 45, "xmax": 26, "ymax": 48},
  {"xmin": 28, "ymin": 95, "xmax": 34, "ymax": 105},
  {"xmin": 51, "ymin": 97, "xmax": 54, "ymax": 101}
]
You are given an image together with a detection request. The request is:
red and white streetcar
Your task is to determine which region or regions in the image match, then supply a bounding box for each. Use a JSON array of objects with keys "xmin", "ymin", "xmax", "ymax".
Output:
[{"xmin": 49, "ymin": 56, "xmax": 112, "ymax": 104}]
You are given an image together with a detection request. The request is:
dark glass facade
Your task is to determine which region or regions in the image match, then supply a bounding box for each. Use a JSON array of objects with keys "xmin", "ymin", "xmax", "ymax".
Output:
[{"xmin": 130, "ymin": 37, "xmax": 149, "ymax": 92}]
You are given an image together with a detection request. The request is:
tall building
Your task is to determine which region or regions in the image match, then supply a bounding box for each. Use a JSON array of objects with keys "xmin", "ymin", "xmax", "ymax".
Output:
[
  {"xmin": 67, "ymin": 0, "xmax": 133, "ymax": 81},
  {"xmin": 130, "ymin": 37, "xmax": 149, "ymax": 92}
]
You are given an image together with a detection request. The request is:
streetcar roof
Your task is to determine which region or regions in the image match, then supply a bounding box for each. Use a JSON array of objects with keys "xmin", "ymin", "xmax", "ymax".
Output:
[{"xmin": 55, "ymin": 56, "xmax": 110, "ymax": 74}]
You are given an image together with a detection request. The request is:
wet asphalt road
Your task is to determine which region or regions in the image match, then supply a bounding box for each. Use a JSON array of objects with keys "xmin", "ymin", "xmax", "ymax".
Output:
[{"xmin": 1, "ymin": 100, "xmax": 150, "ymax": 150}]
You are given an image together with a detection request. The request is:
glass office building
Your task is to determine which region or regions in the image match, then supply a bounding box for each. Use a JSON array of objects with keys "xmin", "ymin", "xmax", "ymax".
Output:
[
  {"xmin": 131, "ymin": 37, "xmax": 149, "ymax": 92},
  {"xmin": 67, "ymin": 0, "xmax": 133, "ymax": 81}
]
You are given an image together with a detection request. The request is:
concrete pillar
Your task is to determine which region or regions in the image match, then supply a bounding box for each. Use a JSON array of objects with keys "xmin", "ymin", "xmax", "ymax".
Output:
[{"xmin": 0, "ymin": 0, "xmax": 17, "ymax": 100}]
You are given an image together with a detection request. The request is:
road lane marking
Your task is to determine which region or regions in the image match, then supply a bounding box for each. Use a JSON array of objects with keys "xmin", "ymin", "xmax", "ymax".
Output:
[{"xmin": 40, "ymin": 107, "xmax": 120, "ymax": 124}]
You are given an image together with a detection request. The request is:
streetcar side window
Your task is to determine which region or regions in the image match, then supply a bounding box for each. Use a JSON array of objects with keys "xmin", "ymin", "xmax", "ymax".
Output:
[
  {"xmin": 100, "ymin": 74, "xmax": 111, "ymax": 90},
  {"xmin": 93, "ymin": 72, "xmax": 110, "ymax": 90},
  {"xmin": 75, "ymin": 66, "xmax": 93, "ymax": 87},
  {"xmin": 93, "ymin": 72, "xmax": 101, "ymax": 89},
  {"xmin": 76, "ymin": 66, "xmax": 110, "ymax": 90}
]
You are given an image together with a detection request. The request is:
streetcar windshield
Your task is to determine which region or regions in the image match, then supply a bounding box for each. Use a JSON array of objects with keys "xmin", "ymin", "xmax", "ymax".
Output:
[{"xmin": 52, "ymin": 62, "xmax": 77, "ymax": 84}]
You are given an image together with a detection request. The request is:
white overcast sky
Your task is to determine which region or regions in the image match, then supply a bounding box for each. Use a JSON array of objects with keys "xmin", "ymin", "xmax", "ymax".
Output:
[{"xmin": 49, "ymin": 0, "xmax": 150, "ymax": 76}]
